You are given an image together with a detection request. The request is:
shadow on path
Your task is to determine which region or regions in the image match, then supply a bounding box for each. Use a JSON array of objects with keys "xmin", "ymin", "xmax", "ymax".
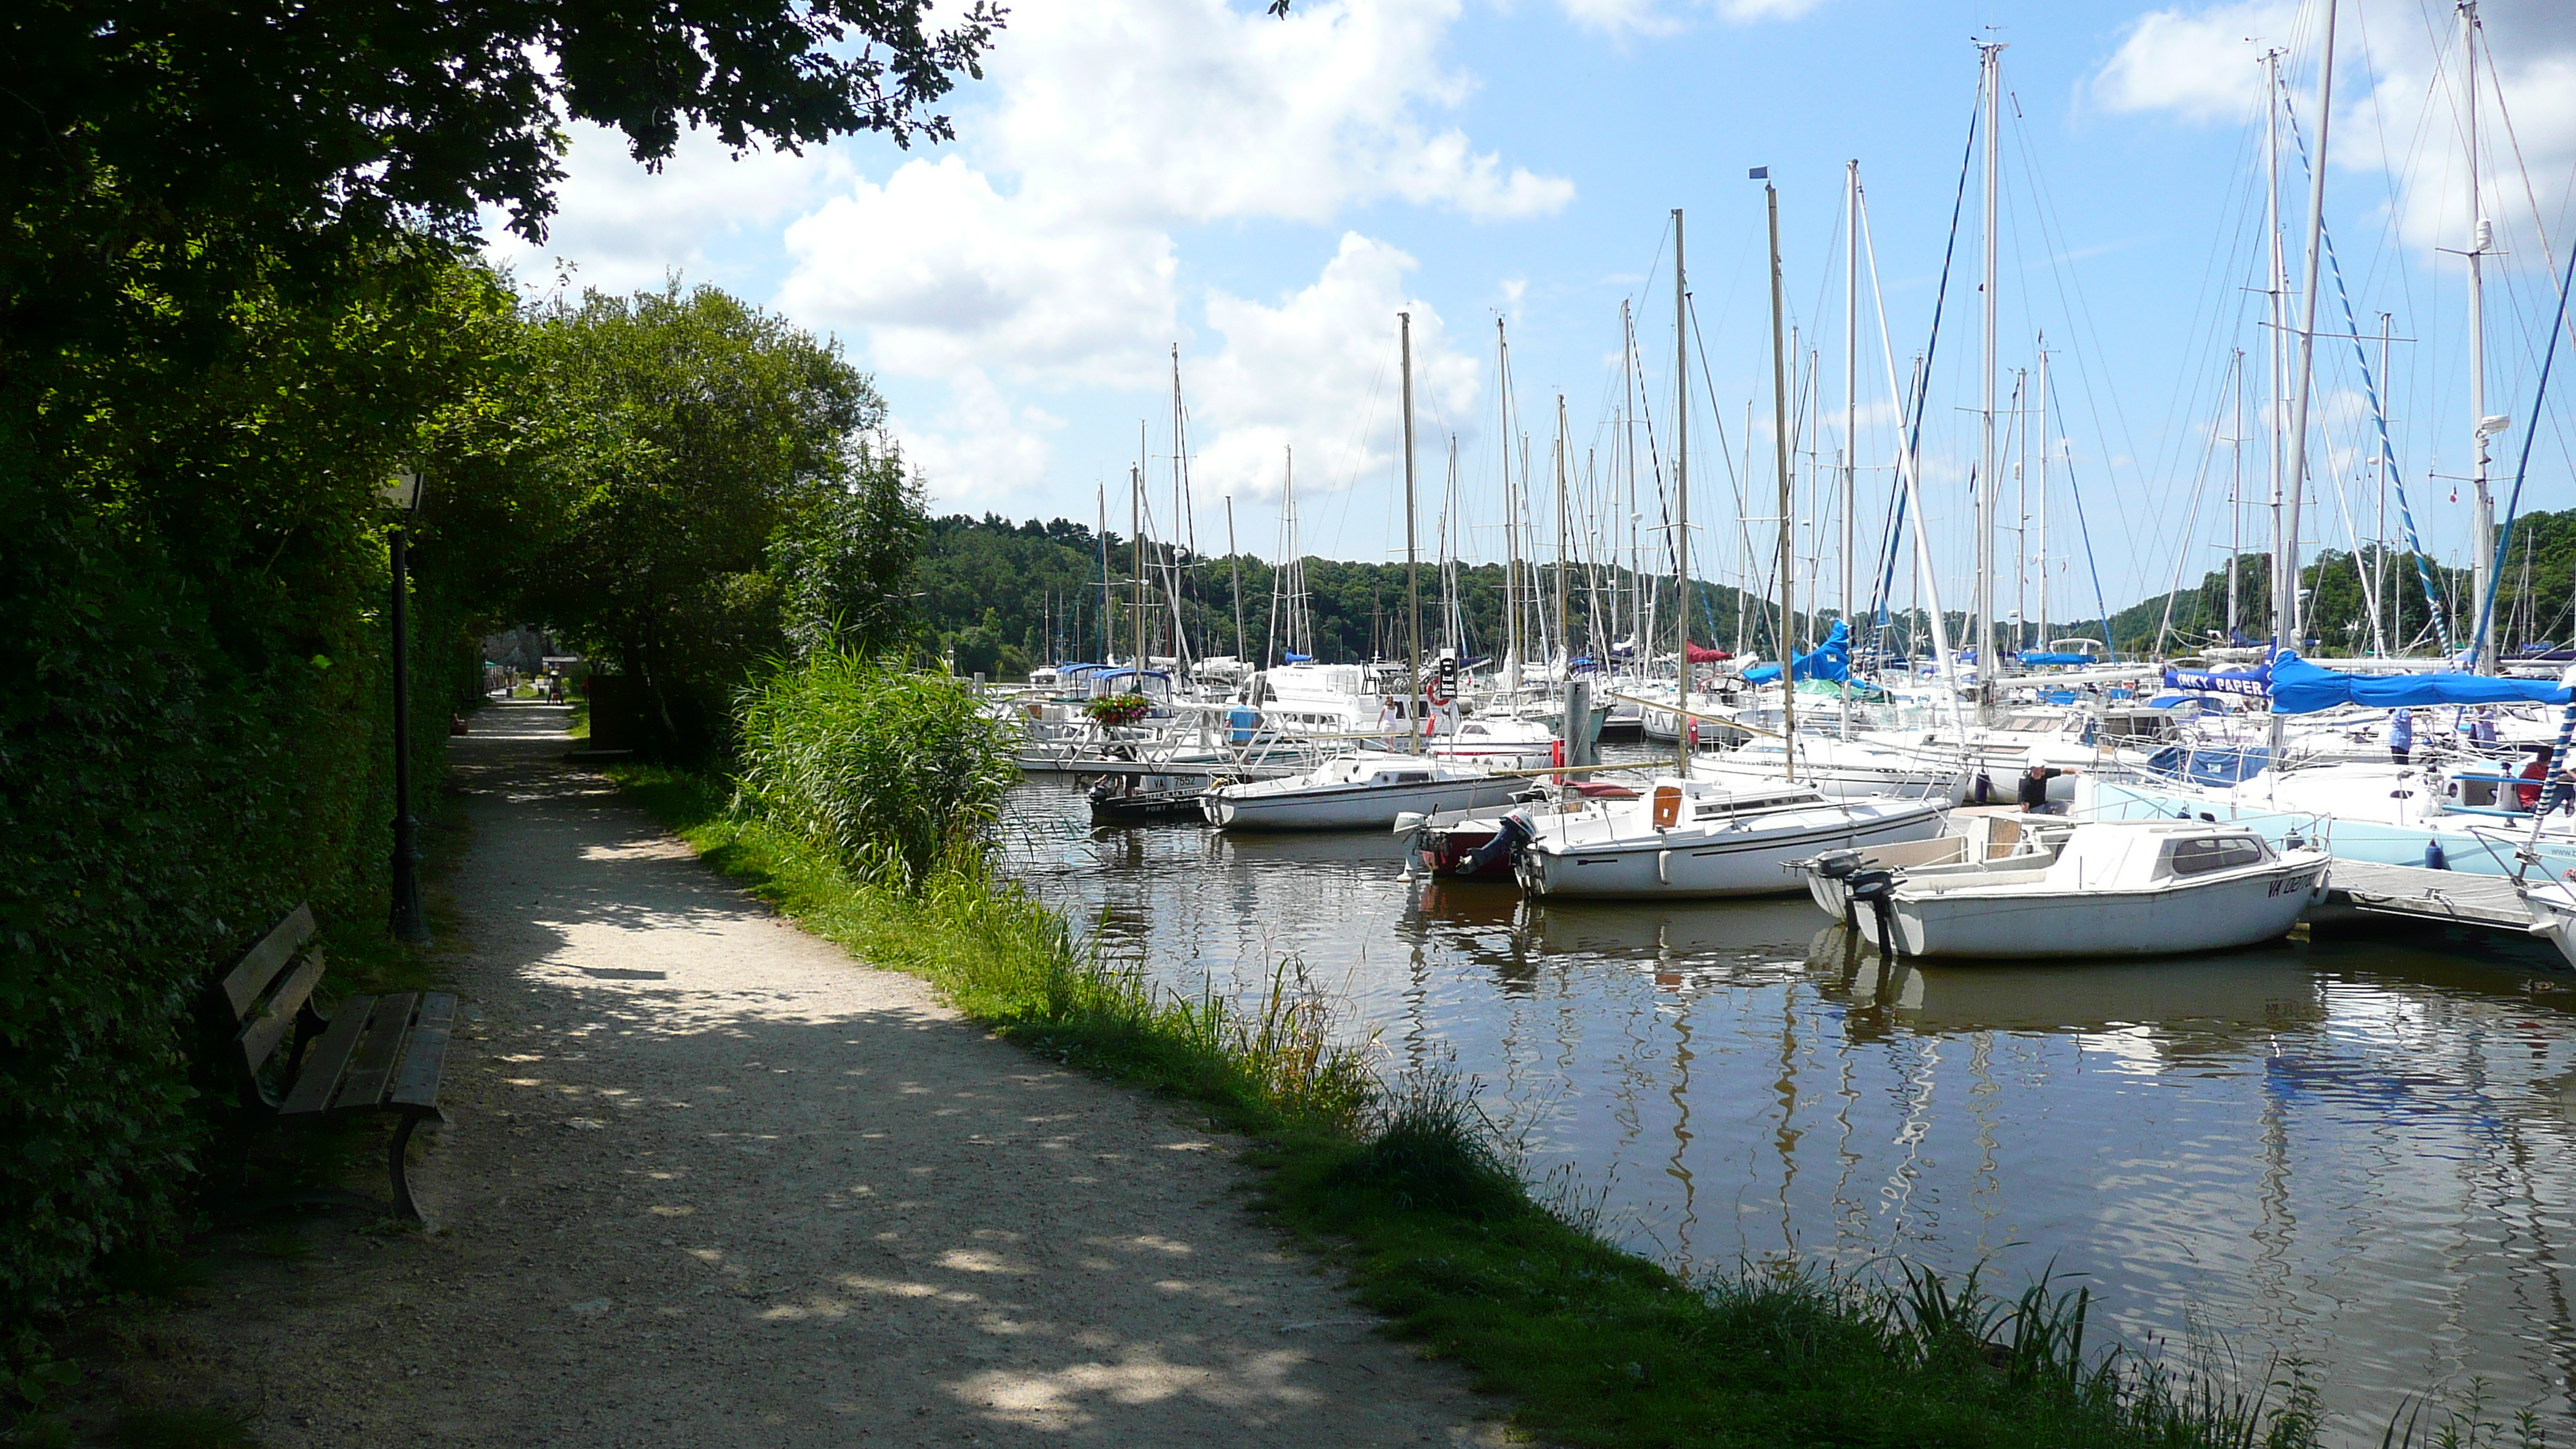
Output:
[{"xmin": 164, "ymin": 701, "xmax": 1508, "ymax": 1447}]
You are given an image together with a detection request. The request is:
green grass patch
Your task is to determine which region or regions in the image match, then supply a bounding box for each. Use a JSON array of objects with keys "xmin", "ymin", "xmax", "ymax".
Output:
[{"xmin": 610, "ymin": 758, "xmax": 2538, "ymax": 1449}]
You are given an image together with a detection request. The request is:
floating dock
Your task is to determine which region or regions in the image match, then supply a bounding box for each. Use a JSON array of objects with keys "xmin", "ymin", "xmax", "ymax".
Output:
[{"xmin": 2309, "ymin": 859, "xmax": 2540, "ymax": 936}]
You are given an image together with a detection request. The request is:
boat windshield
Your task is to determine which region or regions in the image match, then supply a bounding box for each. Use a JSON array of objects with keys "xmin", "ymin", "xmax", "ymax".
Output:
[{"xmin": 2164, "ymin": 835, "xmax": 2266, "ymax": 877}]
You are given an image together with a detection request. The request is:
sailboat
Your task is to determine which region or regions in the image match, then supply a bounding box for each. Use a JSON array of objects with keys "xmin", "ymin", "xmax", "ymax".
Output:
[{"xmin": 1204, "ymin": 312, "xmax": 1525, "ymax": 831}]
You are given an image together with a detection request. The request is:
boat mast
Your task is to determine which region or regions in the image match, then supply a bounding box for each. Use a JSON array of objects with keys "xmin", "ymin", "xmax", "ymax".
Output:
[
  {"xmin": 2228, "ymin": 348, "xmax": 2243, "ymax": 639},
  {"xmin": 1226, "ymin": 495, "xmax": 1245, "ymax": 662},
  {"xmin": 1842, "ymin": 157, "xmax": 1859, "ymax": 721},
  {"xmin": 2280, "ymin": 0, "xmax": 2339, "ymax": 657},
  {"xmin": 1673, "ymin": 207, "xmax": 1692, "ymax": 776},
  {"xmin": 2464, "ymin": 0, "xmax": 2497, "ymax": 671},
  {"xmin": 1554, "ymin": 392, "xmax": 1573, "ymax": 692},
  {"xmin": 2378, "ymin": 314, "xmax": 2395, "ymax": 653},
  {"xmin": 1762, "ymin": 170, "xmax": 1797, "ymax": 779},
  {"xmin": 1622, "ymin": 300, "xmax": 1646, "ymax": 669},
  {"xmin": 1097, "ymin": 481, "xmax": 1110, "ymax": 662},
  {"xmin": 2036, "ymin": 339, "xmax": 2050, "ymax": 650},
  {"xmin": 2263, "ymin": 46, "xmax": 2287, "ymax": 646},
  {"xmin": 1401, "ymin": 310, "xmax": 1423, "ymax": 755},
  {"xmin": 2013, "ymin": 367, "xmax": 2028, "ymax": 655},
  {"xmin": 1130, "ymin": 460, "xmax": 1146, "ymax": 677},
  {"xmin": 1978, "ymin": 39, "xmax": 2004, "ymax": 716},
  {"xmin": 1496, "ymin": 319, "xmax": 1519, "ymax": 709}
]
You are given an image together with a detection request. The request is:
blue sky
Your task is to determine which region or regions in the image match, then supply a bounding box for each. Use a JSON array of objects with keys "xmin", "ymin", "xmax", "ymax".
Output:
[{"xmin": 489, "ymin": 0, "xmax": 2576, "ymax": 629}]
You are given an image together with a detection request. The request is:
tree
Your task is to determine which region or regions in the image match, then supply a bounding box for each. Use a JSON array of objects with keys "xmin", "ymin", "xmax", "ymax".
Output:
[{"xmin": 525, "ymin": 282, "xmax": 922, "ymax": 759}]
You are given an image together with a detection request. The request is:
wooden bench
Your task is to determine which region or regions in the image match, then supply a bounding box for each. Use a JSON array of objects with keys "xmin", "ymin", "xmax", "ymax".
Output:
[{"xmin": 210, "ymin": 904, "xmax": 457, "ymax": 1219}]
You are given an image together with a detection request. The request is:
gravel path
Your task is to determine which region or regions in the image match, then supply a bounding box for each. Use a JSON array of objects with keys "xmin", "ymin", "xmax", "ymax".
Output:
[{"xmin": 163, "ymin": 701, "xmax": 1508, "ymax": 1447}]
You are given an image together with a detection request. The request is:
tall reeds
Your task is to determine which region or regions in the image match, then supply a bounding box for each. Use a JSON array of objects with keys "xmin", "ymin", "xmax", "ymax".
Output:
[{"xmin": 734, "ymin": 649, "xmax": 1017, "ymax": 893}]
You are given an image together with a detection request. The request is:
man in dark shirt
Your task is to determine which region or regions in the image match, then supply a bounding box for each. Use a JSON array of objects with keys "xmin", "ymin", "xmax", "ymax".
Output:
[{"xmin": 2018, "ymin": 764, "xmax": 2078, "ymax": 813}]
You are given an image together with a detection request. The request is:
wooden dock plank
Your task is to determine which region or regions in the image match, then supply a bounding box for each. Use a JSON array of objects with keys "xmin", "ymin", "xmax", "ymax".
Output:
[{"xmin": 2320, "ymin": 859, "xmax": 2536, "ymax": 931}]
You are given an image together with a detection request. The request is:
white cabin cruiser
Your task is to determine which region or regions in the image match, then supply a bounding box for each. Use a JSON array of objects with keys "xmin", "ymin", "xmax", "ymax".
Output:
[
  {"xmin": 1828, "ymin": 819, "xmax": 2330, "ymax": 960},
  {"xmin": 1203, "ymin": 751, "xmax": 1526, "ymax": 831},
  {"xmin": 1512, "ymin": 776, "xmax": 1948, "ymax": 899}
]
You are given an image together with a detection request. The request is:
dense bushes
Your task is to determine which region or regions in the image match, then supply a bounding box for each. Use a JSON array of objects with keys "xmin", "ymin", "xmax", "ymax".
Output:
[
  {"xmin": 734, "ymin": 653, "xmax": 1016, "ymax": 893},
  {"xmin": 513, "ymin": 286, "xmax": 928, "ymax": 762},
  {"xmin": 0, "ymin": 252, "xmax": 507, "ymax": 1328}
]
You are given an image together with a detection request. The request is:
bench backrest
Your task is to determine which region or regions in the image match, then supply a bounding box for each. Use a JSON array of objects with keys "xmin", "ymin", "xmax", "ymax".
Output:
[{"xmin": 214, "ymin": 904, "xmax": 327, "ymax": 1086}]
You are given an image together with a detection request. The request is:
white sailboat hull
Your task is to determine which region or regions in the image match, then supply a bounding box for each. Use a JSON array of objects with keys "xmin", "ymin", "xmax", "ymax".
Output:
[
  {"xmin": 1205, "ymin": 773, "xmax": 1526, "ymax": 831},
  {"xmin": 1516, "ymin": 800, "xmax": 1947, "ymax": 899},
  {"xmin": 1858, "ymin": 856, "xmax": 2329, "ymax": 959}
]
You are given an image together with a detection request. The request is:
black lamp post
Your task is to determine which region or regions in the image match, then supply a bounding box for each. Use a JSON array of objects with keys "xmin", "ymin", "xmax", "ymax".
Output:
[{"xmin": 382, "ymin": 469, "xmax": 431, "ymax": 944}]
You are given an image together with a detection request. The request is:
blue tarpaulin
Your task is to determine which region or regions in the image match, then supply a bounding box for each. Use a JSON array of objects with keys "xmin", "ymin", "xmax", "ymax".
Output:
[
  {"xmin": 2161, "ymin": 650, "xmax": 2573, "ymax": 714},
  {"xmin": 1742, "ymin": 620, "xmax": 1852, "ymax": 684}
]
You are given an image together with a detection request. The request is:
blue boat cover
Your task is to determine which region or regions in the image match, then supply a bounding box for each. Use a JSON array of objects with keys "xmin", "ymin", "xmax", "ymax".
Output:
[
  {"xmin": 1742, "ymin": 620, "xmax": 1852, "ymax": 684},
  {"xmin": 2018, "ymin": 650, "xmax": 2096, "ymax": 666},
  {"xmin": 2163, "ymin": 650, "xmax": 2574, "ymax": 713},
  {"xmin": 1283, "ymin": 652, "xmax": 1313, "ymax": 663}
]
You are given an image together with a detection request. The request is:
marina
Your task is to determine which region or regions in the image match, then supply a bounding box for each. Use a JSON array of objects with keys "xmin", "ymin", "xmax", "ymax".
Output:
[{"xmin": 1001, "ymin": 770, "xmax": 2576, "ymax": 1440}]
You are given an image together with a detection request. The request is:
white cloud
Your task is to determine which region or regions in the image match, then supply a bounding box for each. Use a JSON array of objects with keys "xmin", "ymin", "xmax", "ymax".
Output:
[
  {"xmin": 2091, "ymin": 1, "xmax": 2576, "ymax": 266},
  {"xmin": 485, "ymin": 122, "xmax": 838, "ymax": 293},
  {"xmin": 766, "ymin": 0, "xmax": 1569, "ymax": 505},
  {"xmin": 2091, "ymin": 2, "xmax": 2289, "ymax": 125},
  {"xmin": 1191, "ymin": 234, "xmax": 1481, "ymax": 504},
  {"xmin": 896, "ymin": 368, "xmax": 1067, "ymax": 511},
  {"xmin": 776, "ymin": 156, "xmax": 1177, "ymax": 389},
  {"xmin": 987, "ymin": 0, "xmax": 1573, "ymax": 224}
]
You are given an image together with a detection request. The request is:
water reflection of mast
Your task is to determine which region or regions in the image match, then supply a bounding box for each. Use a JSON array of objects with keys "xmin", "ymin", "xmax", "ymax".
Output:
[
  {"xmin": 1773, "ymin": 970, "xmax": 1805, "ymax": 1259},
  {"xmin": 2249, "ymin": 1044, "xmax": 2302, "ymax": 1367},
  {"xmin": 1664, "ymin": 954, "xmax": 1699, "ymax": 1269}
]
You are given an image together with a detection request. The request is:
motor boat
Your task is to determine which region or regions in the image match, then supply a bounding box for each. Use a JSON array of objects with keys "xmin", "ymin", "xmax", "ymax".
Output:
[
  {"xmin": 1821, "ymin": 819, "xmax": 2330, "ymax": 960},
  {"xmin": 1202, "ymin": 751, "xmax": 1527, "ymax": 831},
  {"xmin": 1512, "ymin": 777, "xmax": 1948, "ymax": 899}
]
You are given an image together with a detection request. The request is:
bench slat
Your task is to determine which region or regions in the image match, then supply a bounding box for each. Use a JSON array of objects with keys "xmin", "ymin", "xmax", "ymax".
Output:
[
  {"xmin": 387, "ymin": 994, "xmax": 457, "ymax": 1110},
  {"xmin": 331, "ymin": 994, "xmax": 418, "ymax": 1112},
  {"xmin": 235, "ymin": 950, "xmax": 327, "ymax": 1076},
  {"xmin": 277, "ymin": 994, "xmax": 376, "ymax": 1116},
  {"xmin": 219, "ymin": 904, "xmax": 316, "ymax": 1019}
]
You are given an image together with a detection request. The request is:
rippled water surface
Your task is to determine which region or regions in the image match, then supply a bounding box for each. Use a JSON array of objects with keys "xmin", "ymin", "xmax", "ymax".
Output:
[{"xmin": 999, "ymin": 775, "xmax": 2576, "ymax": 1436}]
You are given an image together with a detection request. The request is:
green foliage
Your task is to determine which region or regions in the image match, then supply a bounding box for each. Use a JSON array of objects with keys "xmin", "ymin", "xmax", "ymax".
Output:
[
  {"xmin": 2, "ymin": 0, "xmax": 1002, "ymax": 358},
  {"xmin": 0, "ymin": 247, "xmax": 511, "ymax": 1341},
  {"xmin": 522, "ymin": 283, "xmax": 925, "ymax": 759},
  {"xmin": 1, "ymin": 0, "xmax": 999, "ymax": 1389},
  {"xmin": 918, "ymin": 512, "xmax": 1797, "ymax": 666},
  {"xmin": 734, "ymin": 654, "xmax": 1016, "ymax": 894}
]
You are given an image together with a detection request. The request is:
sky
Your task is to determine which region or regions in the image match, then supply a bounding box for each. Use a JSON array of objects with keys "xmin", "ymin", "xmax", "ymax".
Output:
[{"xmin": 487, "ymin": 0, "xmax": 2576, "ymax": 636}]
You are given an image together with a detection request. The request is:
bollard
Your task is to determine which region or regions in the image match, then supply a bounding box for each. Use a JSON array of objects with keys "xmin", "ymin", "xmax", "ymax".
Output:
[{"xmin": 1564, "ymin": 679, "xmax": 1597, "ymax": 768}]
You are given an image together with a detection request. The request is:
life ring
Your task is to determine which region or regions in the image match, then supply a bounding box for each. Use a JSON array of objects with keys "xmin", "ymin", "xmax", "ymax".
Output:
[{"xmin": 1425, "ymin": 676, "xmax": 1454, "ymax": 707}]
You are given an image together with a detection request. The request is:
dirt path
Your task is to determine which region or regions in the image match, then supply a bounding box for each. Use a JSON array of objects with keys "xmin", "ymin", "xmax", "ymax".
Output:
[{"xmin": 163, "ymin": 701, "xmax": 1507, "ymax": 1447}]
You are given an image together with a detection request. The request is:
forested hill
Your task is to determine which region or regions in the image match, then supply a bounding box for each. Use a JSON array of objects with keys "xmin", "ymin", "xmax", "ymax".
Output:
[
  {"xmin": 921, "ymin": 507, "xmax": 2576, "ymax": 673},
  {"xmin": 916, "ymin": 513, "xmax": 1802, "ymax": 677},
  {"xmin": 2104, "ymin": 507, "xmax": 2576, "ymax": 657}
]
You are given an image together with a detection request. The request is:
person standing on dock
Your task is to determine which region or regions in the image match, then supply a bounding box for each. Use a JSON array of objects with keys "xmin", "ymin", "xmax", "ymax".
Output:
[{"xmin": 2388, "ymin": 708, "xmax": 2415, "ymax": 766}]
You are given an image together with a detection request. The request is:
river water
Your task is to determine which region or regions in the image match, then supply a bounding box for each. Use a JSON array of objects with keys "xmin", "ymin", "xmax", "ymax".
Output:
[{"xmin": 998, "ymin": 773, "xmax": 2576, "ymax": 1437}]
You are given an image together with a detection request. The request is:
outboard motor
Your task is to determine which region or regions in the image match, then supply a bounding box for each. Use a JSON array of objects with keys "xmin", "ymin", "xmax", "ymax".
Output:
[
  {"xmin": 1810, "ymin": 849, "xmax": 1865, "ymax": 882},
  {"xmin": 1458, "ymin": 811, "xmax": 1536, "ymax": 877},
  {"xmin": 1845, "ymin": 867, "xmax": 1901, "ymax": 960}
]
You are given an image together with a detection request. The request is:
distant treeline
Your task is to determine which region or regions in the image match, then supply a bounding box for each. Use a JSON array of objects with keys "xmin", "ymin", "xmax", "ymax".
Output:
[
  {"xmin": 920, "ymin": 513, "xmax": 1817, "ymax": 677},
  {"xmin": 925, "ymin": 509, "xmax": 2576, "ymax": 673},
  {"xmin": 2107, "ymin": 507, "xmax": 2576, "ymax": 658}
]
